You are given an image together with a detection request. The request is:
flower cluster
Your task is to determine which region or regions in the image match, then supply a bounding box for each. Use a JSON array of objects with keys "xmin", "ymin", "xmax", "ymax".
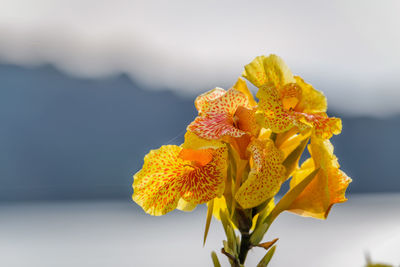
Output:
[{"xmin": 132, "ymin": 54, "xmax": 351, "ymax": 266}]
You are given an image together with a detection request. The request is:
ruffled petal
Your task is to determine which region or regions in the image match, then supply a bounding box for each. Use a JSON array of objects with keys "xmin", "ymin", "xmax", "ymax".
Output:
[
  {"xmin": 195, "ymin": 87, "xmax": 226, "ymax": 114},
  {"xmin": 235, "ymin": 139, "xmax": 286, "ymax": 209},
  {"xmin": 287, "ymin": 138, "xmax": 351, "ymax": 219},
  {"xmin": 256, "ymin": 85, "xmax": 307, "ymax": 133},
  {"xmin": 188, "ymin": 112, "xmax": 246, "ymax": 140},
  {"xmin": 294, "ymin": 76, "xmax": 327, "ymax": 113},
  {"xmin": 297, "ymin": 112, "xmax": 342, "ymax": 139},
  {"xmin": 132, "ymin": 145, "xmax": 227, "ymax": 216},
  {"xmin": 208, "ymin": 88, "xmax": 251, "ymax": 115},
  {"xmin": 243, "ymin": 54, "xmax": 295, "ymax": 88}
]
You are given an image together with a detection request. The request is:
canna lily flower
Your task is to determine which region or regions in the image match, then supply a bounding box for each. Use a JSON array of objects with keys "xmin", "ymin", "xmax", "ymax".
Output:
[
  {"xmin": 188, "ymin": 79, "xmax": 259, "ymax": 142},
  {"xmin": 132, "ymin": 132, "xmax": 228, "ymax": 216},
  {"xmin": 287, "ymin": 137, "xmax": 351, "ymax": 219},
  {"xmin": 242, "ymin": 54, "xmax": 341, "ymax": 139},
  {"xmin": 235, "ymin": 139, "xmax": 286, "ymax": 209}
]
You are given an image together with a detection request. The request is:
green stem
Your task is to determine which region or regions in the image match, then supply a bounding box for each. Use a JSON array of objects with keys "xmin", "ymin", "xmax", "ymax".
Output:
[{"xmin": 238, "ymin": 230, "xmax": 251, "ymax": 264}]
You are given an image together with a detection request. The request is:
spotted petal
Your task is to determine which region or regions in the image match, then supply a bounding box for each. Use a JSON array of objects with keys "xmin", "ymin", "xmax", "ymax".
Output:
[
  {"xmin": 188, "ymin": 112, "xmax": 246, "ymax": 140},
  {"xmin": 207, "ymin": 88, "xmax": 251, "ymax": 115},
  {"xmin": 288, "ymin": 138, "xmax": 351, "ymax": 219},
  {"xmin": 195, "ymin": 87, "xmax": 226, "ymax": 114},
  {"xmin": 256, "ymin": 85, "xmax": 307, "ymax": 133},
  {"xmin": 132, "ymin": 145, "xmax": 227, "ymax": 216},
  {"xmin": 297, "ymin": 112, "xmax": 342, "ymax": 139},
  {"xmin": 235, "ymin": 139, "xmax": 286, "ymax": 209}
]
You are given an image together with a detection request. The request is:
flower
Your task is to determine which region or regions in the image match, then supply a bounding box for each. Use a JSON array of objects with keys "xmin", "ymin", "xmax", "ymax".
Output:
[
  {"xmin": 243, "ymin": 54, "xmax": 341, "ymax": 139},
  {"xmin": 287, "ymin": 137, "xmax": 352, "ymax": 219},
  {"xmin": 132, "ymin": 133, "xmax": 227, "ymax": 216}
]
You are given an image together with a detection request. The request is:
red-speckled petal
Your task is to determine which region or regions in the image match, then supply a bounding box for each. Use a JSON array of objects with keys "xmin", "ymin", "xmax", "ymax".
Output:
[
  {"xmin": 235, "ymin": 139, "xmax": 286, "ymax": 209},
  {"xmin": 195, "ymin": 87, "xmax": 226, "ymax": 114},
  {"xmin": 296, "ymin": 112, "xmax": 342, "ymax": 139},
  {"xmin": 181, "ymin": 146, "xmax": 228, "ymax": 203},
  {"xmin": 256, "ymin": 85, "xmax": 307, "ymax": 133},
  {"xmin": 132, "ymin": 145, "xmax": 227, "ymax": 216},
  {"xmin": 188, "ymin": 112, "xmax": 247, "ymax": 140},
  {"xmin": 207, "ymin": 88, "xmax": 251, "ymax": 115}
]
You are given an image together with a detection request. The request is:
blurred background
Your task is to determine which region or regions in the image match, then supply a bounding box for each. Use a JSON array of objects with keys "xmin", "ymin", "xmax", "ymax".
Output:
[{"xmin": 0, "ymin": 0, "xmax": 399, "ymax": 266}]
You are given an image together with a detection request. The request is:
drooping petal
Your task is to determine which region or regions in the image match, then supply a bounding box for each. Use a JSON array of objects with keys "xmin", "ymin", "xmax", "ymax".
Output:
[
  {"xmin": 287, "ymin": 138, "xmax": 351, "ymax": 219},
  {"xmin": 294, "ymin": 76, "xmax": 327, "ymax": 113},
  {"xmin": 242, "ymin": 54, "xmax": 295, "ymax": 89},
  {"xmin": 188, "ymin": 112, "xmax": 246, "ymax": 140},
  {"xmin": 256, "ymin": 85, "xmax": 308, "ymax": 133},
  {"xmin": 180, "ymin": 146, "xmax": 228, "ymax": 204},
  {"xmin": 233, "ymin": 77, "xmax": 257, "ymax": 107},
  {"xmin": 195, "ymin": 87, "xmax": 226, "ymax": 114},
  {"xmin": 235, "ymin": 139, "xmax": 286, "ymax": 209},
  {"xmin": 132, "ymin": 145, "xmax": 227, "ymax": 216},
  {"xmin": 296, "ymin": 112, "xmax": 342, "ymax": 139}
]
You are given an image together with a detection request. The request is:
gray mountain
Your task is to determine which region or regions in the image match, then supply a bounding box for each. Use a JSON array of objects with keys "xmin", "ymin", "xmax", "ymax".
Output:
[{"xmin": 0, "ymin": 64, "xmax": 398, "ymax": 201}]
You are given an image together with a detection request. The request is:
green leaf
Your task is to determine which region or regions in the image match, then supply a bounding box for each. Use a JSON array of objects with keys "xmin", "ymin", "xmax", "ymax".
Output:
[
  {"xmin": 256, "ymin": 245, "xmax": 276, "ymax": 267},
  {"xmin": 250, "ymin": 222, "xmax": 270, "ymax": 245},
  {"xmin": 282, "ymin": 136, "xmax": 310, "ymax": 178},
  {"xmin": 203, "ymin": 199, "xmax": 214, "ymax": 246},
  {"xmin": 211, "ymin": 251, "xmax": 221, "ymax": 267}
]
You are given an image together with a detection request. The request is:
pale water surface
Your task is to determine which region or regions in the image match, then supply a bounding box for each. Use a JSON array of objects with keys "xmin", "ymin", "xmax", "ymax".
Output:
[{"xmin": 1, "ymin": 194, "xmax": 399, "ymax": 267}]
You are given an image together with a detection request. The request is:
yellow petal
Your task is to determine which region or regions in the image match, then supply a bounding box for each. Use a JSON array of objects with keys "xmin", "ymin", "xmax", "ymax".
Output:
[
  {"xmin": 195, "ymin": 87, "xmax": 226, "ymax": 114},
  {"xmin": 243, "ymin": 54, "xmax": 295, "ymax": 89},
  {"xmin": 288, "ymin": 138, "xmax": 351, "ymax": 219},
  {"xmin": 176, "ymin": 198, "xmax": 197, "ymax": 212},
  {"xmin": 294, "ymin": 76, "xmax": 327, "ymax": 113},
  {"xmin": 183, "ymin": 131, "xmax": 225, "ymax": 150},
  {"xmin": 233, "ymin": 77, "xmax": 257, "ymax": 107},
  {"xmin": 235, "ymin": 139, "xmax": 286, "ymax": 209},
  {"xmin": 132, "ymin": 145, "xmax": 228, "ymax": 216}
]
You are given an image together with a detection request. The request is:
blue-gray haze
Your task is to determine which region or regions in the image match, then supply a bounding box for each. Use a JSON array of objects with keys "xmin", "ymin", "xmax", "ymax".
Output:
[{"xmin": 0, "ymin": 64, "xmax": 398, "ymax": 201}]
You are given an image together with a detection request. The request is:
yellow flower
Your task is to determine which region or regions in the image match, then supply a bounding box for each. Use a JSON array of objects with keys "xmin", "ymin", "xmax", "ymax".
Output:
[
  {"xmin": 235, "ymin": 139, "xmax": 286, "ymax": 209},
  {"xmin": 243, "ymin": 54, "xmax": 341, "ymax": 139},
  {"xmin": 132, "ymin": 133, "xmax": 228, "ymax": 216},
  {"xmin": 287, "ymin": 137, "xmax": 351, "ymax": 219}
]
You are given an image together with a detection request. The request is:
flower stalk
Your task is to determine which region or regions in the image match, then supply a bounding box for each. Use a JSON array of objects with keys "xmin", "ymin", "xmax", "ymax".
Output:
[{"xmin": 132, "ymin": 54, "xmax": 352, "ymax": 266}]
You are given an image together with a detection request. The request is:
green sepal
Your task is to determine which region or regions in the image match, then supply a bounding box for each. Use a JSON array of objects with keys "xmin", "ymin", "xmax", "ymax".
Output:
[
  {"xmin": 203, "ymin": 199, "xmax": 214, "ymax": 246},
  {"xmin": 211, "ymin": 251, "xmax": 222, "ymax": 267},
  {"xmin": 256, "ymin": 245, "xmax": 276, "ymax": 267}
]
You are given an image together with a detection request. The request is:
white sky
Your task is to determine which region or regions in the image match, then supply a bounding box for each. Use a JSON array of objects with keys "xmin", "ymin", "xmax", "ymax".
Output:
[{"xmin": 0, "ymin": 0, "xmax": 399, "ymax": 116}]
